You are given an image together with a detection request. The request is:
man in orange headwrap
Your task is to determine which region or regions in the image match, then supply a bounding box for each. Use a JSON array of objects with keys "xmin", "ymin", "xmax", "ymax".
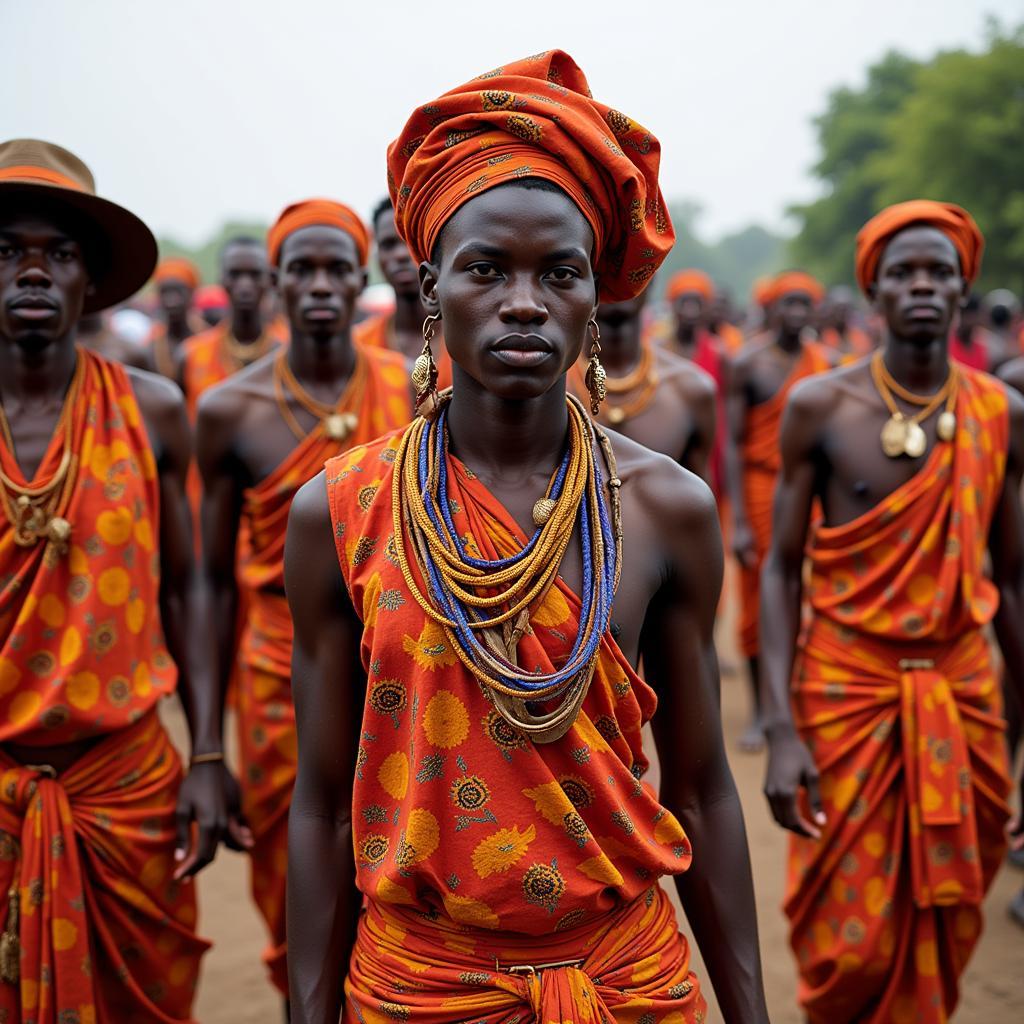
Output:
[
  {"xmin": 196, "ymin": 199, "xmax": 412, "ymax": 999},
  {"xmin": 818, "ymin": 285, "xmax": 873, "ymax": 360},
  {"xmin": 285, "ymin": 51, "xmax": 768, "ymax": 1024},
  {"xmin": 144, "ymin": 256, "xmax": 205, "ymax": 378},
  {"xmin": 726, "ymin": 270, "xmax": 832, "ymax": 751},
  {"xmin": 0, "ymin": 139, "xmax": 245, "ymax": 1022},
  {"xmin": 356, "ymin": 198, "xmax": 454, "ymax": 390},
  {"xmin": 661, "ymin": 268, "xmax": 730, "ymax": 496},
  {"xmin": 761, "ymin": 199, "xmax": 1024, "ymax": 1023}
]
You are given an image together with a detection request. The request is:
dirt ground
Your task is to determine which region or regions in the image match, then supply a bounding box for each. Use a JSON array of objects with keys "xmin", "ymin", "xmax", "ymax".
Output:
[{"xmin": 173, "ymin": 584, "xmax": 1024, "ymax": 1023}]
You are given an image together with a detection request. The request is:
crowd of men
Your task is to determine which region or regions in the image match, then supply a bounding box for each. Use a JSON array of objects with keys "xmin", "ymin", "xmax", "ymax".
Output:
[{"xmin": 1, "ymin": 47, "xmax": 1023, "ymax": 1024}]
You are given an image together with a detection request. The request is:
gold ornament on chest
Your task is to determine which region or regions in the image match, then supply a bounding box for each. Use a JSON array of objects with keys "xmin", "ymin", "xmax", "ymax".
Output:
[
  {"xmin": 871, "ymin": 352, "xmax": 958, "ymax": 460},
  {"xmin": 324, "ymin": 412, "xmax": 358, "ymax": 442}
]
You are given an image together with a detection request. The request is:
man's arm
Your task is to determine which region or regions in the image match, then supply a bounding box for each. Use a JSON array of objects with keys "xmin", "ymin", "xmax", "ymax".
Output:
[
  {"xmin": 759, "ymin": 380, "xmax": 828, "ymax": 839},
  {"xmin": 195, "ymin": 389, "xmax": 246, "ymax": 744},
  {"xmin": 989, "ymin": 387, "xmax": 1024, "ymax": 851},
  {"xmin": 286, "ymin": 473, "xmax": 366, "ymax": 1024},
  {"xmin": 128, "ymin": 368, "xmax": 238, "ymax": 878},
  {"xmin": 723, "ymin": 353, "xmax": 754, "ymax": 567},
  {"xmin": 677, "ymin": 363, "xmax": 717, "ymax": 483},
  {"xmin": 643, "ymin": 467, "xmax": 768, "ymax": 1024}
]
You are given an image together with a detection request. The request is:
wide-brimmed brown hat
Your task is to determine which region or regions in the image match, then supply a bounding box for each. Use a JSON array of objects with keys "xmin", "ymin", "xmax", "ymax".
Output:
[{"xmin": 0, "ymin": 139, "xmax": 157, "ymax": 313}]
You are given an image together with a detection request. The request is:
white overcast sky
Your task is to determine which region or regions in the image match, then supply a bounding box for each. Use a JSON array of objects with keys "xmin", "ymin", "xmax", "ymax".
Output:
[{"xmin": 4, "ymin": 0, "xmax": 1021, "ymax": 248}]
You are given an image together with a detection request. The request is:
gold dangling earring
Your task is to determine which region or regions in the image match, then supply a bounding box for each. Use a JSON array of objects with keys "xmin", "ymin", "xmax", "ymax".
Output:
[
  {"xmin": 412, "ymin": 313, "xmax": 441, "ymax": 419},
  {"xmin": 584, "ymin": 318, "xmax": 606, "ymax": 415}
]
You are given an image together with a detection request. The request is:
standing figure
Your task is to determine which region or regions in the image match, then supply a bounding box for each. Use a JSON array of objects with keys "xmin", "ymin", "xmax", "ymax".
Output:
[
  {"xmin": 196, "ymin": 200, "xmax": 412, "ymax": 998},
  {"xmin": 285, "ymin": 51, "xmax": 767, "ymax": 1024},
  {"xmin": 761, "ymin": 201, "xmax": 1024, "ymax": 1023},
  {"xmin": 568, "ymin": 292, "xmax": 717, "ymax": 479},
  {"xmin": 726, "ymin": 271, "xmax": 832, "ymax": 751},
  {"xmin": 145, "ymin": 256, "xmax": 203, "ymax": 379},
  {"xmin": 0, "ymin": 139, "xmax": 243, "ymax": 1023}
]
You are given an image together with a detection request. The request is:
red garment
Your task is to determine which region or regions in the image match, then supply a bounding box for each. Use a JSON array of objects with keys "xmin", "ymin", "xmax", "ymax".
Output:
[
  {"xmin": 737, "ymin": 342, "xmax": 831, "ymax": 656},
  {"xmin": 949, "ymin": 330, "xmax": 990, "ymax": 372},
  {"xmin": 786, "ymin": 368, "xmax": 1011, "ymax": 1023},
  {"xmin": 236, "ymin": 347, "xmax": 412, "ymax": 994}
]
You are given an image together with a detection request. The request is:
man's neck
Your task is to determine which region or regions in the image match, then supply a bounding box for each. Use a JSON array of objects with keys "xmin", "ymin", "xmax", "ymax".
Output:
[
  {"xmin": 230, "ymin": 307, "xmax": 264, "ymax": 344},
  {"xmin": 0, "ymin": 335, "xmax": 78, "ymax": 405},
  {"xmin": 601, "ymin": 327, "xmax": 643, "ymax": 376},
  {"xmin": 674, "ymin": 322, "xmax": 696, "ymax": 349},
  {"xmin": 393, "ymin": 290, "xmax": 423, "ymax": 334},
  {"xmin": 166, "ymin": 313, "xmax": 191, "ymax": 341},
  {"xmin": 882, "ymin": 334, "xmax": 950, "ymax": 393},
  {"xmin": 286, "ymin": 327, "xmax": 356, "ymax": 392},
  {"xmin": 446, "ymin": 368, "xmax": 570, "ymax": 483},
  {"xmin": 774, "ymin": 328, "xmax": 803, "ymax": 354}
]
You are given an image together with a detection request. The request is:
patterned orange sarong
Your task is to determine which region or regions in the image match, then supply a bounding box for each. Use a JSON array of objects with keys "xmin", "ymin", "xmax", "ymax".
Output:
[
  {"xmin": 0, "ymin": 348, "xmax": 204, "ymax": 1020},
  {"xmin": 237, "ymin": 347, "xmax": 411, "ymax": 994},
  {"xmin": 738, "ymin": 341, "xmax": 830, "ymax": 656},
  {"xmin": 785, "ymin": 368, "xmax": 1012, "ymax": 1024},
  {"xmin": 353, "ymin": 313, "xmax": 453, "ymax": 390},
  {"xmin": 326, "ymin": 433, "xmax": 705, "ymax": 1022}
]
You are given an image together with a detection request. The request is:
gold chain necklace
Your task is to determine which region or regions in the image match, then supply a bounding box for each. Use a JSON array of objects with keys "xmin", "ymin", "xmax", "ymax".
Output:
[
  {"xmin": 0, "ymin": 356, "xmax": 84, "ymax": 558},
  {"xmin": 870, "ymin": 351, "xmax": 958, "ymax": 459},
  {"xmin": 271, "ymin": 349, "xmax": 363, "ymax": 443}
]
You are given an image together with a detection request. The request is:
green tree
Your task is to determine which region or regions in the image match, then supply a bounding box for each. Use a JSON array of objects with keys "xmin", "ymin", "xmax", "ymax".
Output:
[
  {"xmin": 788, "ymin": 52, "xmax": 920, "ymax": 285},
  {"xmin": 875, "ymin": 24, "xmax": 1024, "ymax": 291},
  {"xmin": 790, "ymin": 22, "xmax": 1024, "ymax": 292}
]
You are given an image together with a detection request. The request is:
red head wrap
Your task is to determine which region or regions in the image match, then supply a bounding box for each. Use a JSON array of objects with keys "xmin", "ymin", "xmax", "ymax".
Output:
[
  {"xmin": 666, "ymin": 269, "xmax": 714, "ymax": 303},
  {"xmin": 386, "ymin": 50, "xmax": 674, "ymax": 302},
  {"xmin": 194, "ymin": 284, "xmax": 228, "ymax": 312},
  {"xmin": 765, "ymin": 271, "xmax": 825, "ymax": 305},
  {"xmin": 854, "ymin": 200, "xmax": 983, "ymax": 294},
  {"xmin": 153, "ymin": 257, "xmax": 200, "ymax": 290},
  {"xmin": 267, "ymin": 199, "xmax": 370, "ymax": 268}
]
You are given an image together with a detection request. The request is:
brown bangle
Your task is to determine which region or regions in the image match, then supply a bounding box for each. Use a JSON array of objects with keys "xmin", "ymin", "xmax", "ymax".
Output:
[{"xmin": 190, "ymin": 751, "xmax": 225, "ymax": 766}]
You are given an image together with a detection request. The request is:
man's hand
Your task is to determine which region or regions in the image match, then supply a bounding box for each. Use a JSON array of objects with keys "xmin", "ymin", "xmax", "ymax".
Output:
[
  {"xmin": 174, "ymin": 762, "xmax": 253, "ymax": 880},
  {"xmin": 764, "ymin": 724, "xmax": 826, "ymax": 840},
  {"xmin": 732, "ymin": 518, "xmax": 757, "ymax": 570}
]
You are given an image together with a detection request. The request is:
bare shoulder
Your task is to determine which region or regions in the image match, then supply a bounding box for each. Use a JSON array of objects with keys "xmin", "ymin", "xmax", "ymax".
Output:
[
  {"xmin": 998, "ymin": 356, "xmax": 1024, "ymax": 397},
  {"xmin": 290, "ymin": 469, "xmax": 332, "ymax": 534},
  {"xmin": 787, "ymin": 359, "xmax": 862, "ymax": 418},
  {"xmin": 609, "ymin": 429, "xmax": 716, "ymax": 534},
  {"xmin": 655, "ymin": 346, "xmax": 716, "ymax": 399},
  {"xmin": 196, "ymin": 349, "xmax": 276, "ymax": 430},
  {"xmin": 732, "ymin": 336, "xmax": 773, "ymax": 373},
  {"xmin": 126, "ymin": 364, "xmax": 186, "ymax": 423}
]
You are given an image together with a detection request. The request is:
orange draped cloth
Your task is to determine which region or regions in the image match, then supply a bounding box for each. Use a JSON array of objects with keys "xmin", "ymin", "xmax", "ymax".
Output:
[
  {"xmin": 325, "ymin": 432, "xmax": 705, "ymax": 1022},
  {"xmin": 738, "ymin": 342, "xmax": 830, "ymax": 656},
  {"xmin": 819, "ymin": 326, "xmax": 872, "ymax": 361},
  {"xmin": 353, "ymin": 313, "xmax": 454, "ymax": 390},
  {"xmin": 0, "ymin": 348, "xmax": 204, "ymax": 1019},
  {"xmin": 236, "ymin": 347, "xmax": 411, "ymax": 994},
  {"xmin": 786, "ymin": 368, "xmax": 1011, "ymax": 1024},
  {"xmin": 713, "ymin": 321, "xmax": 744, "ymax": 355}
]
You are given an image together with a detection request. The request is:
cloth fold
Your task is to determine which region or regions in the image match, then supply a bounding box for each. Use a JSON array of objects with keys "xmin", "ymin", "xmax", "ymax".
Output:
[{"xmin": 345, "ymin": 885, "xmax": 704, "ymax": 1022}]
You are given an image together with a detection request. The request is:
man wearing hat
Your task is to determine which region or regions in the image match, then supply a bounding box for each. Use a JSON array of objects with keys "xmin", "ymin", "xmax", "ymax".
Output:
[
  {"xmin": 0, "ymin": 139, "xmax": 247, "ymax": 1021},
  {"xmin": 760, "ymin": 201, "xmax": 1024, "ymax": 1023}
]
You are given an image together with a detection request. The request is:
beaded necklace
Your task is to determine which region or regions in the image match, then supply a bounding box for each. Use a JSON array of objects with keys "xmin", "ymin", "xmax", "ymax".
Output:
[{"xmin": 391, "ymin": 393, "xmax": 622, "ymax": 742}]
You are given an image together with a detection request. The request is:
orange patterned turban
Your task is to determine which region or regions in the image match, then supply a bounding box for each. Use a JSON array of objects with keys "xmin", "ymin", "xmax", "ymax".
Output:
[
  {"xmin": 854, "ymin": 200, "xmax": 983, "ymax": 294},
  {"xmin": 386, "ymin": 49, "xmax": 674, "ymax": 302},
  {"xmin": 666, "ymin": 269, "xmax": 714, "ymax": 302},
  {"xmin": 267, "ymin": 199, "xmax": 370, "ymax": 268},
  {"xmin": 766, "ymin": 271, "xmax": 824, "ymax": 305},
  {"xmin": 153, "ymin": 257, "xmax": 200, "ymax": 290}
]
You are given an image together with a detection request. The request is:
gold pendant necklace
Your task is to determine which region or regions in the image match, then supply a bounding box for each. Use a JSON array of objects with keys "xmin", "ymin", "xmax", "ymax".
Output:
[
  {"xmin": 870, "ymin": 352, "xmax": 957, "ymax": 459},
  {"xmin": 272, "ymin": 350, "xmax": 364, "ymax": 443}
]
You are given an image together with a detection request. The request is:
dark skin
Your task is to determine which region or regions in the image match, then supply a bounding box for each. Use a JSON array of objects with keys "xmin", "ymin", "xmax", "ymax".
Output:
[
  {"xmin": 372, "ymin": 209, "xmax": 429, "ymax": 362},
  {"xmin": 761, "ymin": 226, "xmax": 1024, "ymax": 853},
  {"xmin": 197, "ymin": 225, "xmax": 367, "ymax": 756},
  {"xmin": 76, "ymin": 311, "xmax": 148, "ymax": 367},
  {"xmin": 590, "ymin": 295, "xmax": 716, "ymax": 479},
  {"xmin": 286, "ymin": 185, "xmax": 768, "ymax": 1024},
  {"xmin": 0, "ymin": 209, "xmax": 246, "ymax": 880},
  {"xmin": 725, "ymin": 288, "xmax": 835, "ymax": 750}
]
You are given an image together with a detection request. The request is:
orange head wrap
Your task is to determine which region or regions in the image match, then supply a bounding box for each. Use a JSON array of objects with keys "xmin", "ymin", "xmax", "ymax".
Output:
[
  {"xmin": 854, "ymin": 200, "xmax": 983, "ymax": 295},
  {"xmin": 385, "ymin": 50, "xmax": 674, "ymax": 303},
  {"xmin": 153, "ymin": 257, "xmax": 200, "ymax": 291},
  {"xmin": 267, "ymin": 199, "xmax": 370, "ymax": 268},
  {"xmin": 765, "ymin": 271, "xmax": 825, "ymax": 305},
  {"xmin": 666, "ymin": 269, "xmax": 714, "ymax": 303},
  {"xmin": 752, "ymin": 276, "xmax": 774, "ymax": 308}
]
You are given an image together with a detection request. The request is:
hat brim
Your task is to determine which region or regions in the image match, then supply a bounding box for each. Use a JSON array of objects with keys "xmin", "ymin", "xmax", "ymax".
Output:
[{"xmin": 0, "ymin": 182, "xmax": 158, "ymax": 314}]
